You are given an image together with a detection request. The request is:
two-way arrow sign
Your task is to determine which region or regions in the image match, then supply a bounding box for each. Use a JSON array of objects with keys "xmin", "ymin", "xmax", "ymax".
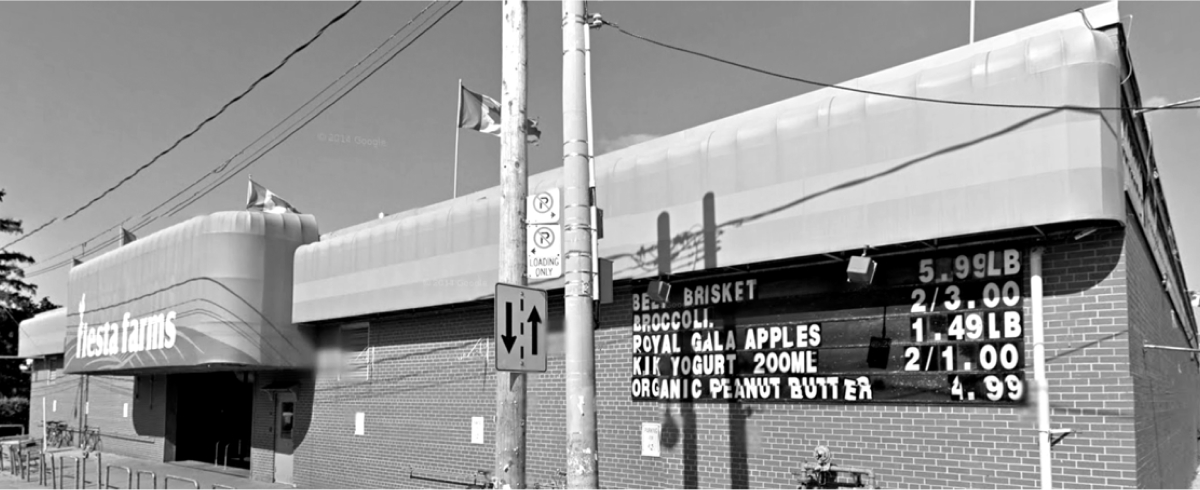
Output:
[{"xmin": 495, "ymin": 283, "xmax": 548, "ymax": 372}]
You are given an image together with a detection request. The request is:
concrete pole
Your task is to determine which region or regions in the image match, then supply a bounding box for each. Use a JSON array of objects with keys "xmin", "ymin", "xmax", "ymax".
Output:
[
  {"xmin": 1031, "ymin": 247, "xmax": 1052, "ymax": 489},
  {"xmin": 496, "ymin": 0, "xmax": 528, "ymax": 488},
  {"xmin": 562, "ymin": 0, "xmax": 598, "ymax": 487}
]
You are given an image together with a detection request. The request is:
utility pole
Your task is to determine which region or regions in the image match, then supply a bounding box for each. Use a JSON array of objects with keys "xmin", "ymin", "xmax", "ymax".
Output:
[
  {"xmin": 562, "ymin": 0, "xmax": 598, "ymax": 487},
  {"xmin": 496, "ymin": 0, "xmax": 528, "ymax": 488}
]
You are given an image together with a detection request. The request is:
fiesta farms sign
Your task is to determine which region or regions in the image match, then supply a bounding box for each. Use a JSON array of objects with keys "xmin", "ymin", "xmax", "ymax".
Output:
[{"xmin": 73, "ymin": 294, "xmax": 178, "ymax": 360}]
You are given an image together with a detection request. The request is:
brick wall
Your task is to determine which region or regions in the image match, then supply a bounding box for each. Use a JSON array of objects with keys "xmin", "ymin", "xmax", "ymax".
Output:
[
  {"xmin": 251, "ymin": 370, "xmax": 309, "ymax": 484},
  {"xmin": 289, "ymin": 229, "xmax": 1155, "ymax": 489},
  {"xmin": 27, "ymin": 368, "xmax": 167, "ymax": 461},
  {"xmin": 1124, "ymin": 220, "xmax": 1200, "ymax": 489},
  {"xmin": 1039, "ymin": 229, "xmax": 1138, "ymax": 488},
  {"xmin": 29, "ymin": 357, "xmax": 81, "ymax": 436}
]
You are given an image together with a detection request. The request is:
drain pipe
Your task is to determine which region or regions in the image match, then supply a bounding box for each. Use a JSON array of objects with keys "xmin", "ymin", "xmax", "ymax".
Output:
[{"xmin": 1031, "ymin": 247, "xmax": 1052, "ymax": 490}]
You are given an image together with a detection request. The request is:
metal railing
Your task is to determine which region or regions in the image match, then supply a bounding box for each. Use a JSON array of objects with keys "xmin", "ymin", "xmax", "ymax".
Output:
[
  {"xmin": 135, "ymin": 469, "xmax": 156, "ymax": 489},
  {"xmin": 105, "ymin": 465, "xmax": 132, "ymax": 489},
  {"xmin": 163, "ymin": 475, "xmax": 199, "ymax": 489},
  {"xmin": 0, "ymin": 424, "xmax": 26, "ymax": 438},
  {"xmin": 213, "ymin": 440, "xmax": 243, "ymax": 469},
  {"xmin": 60, "ymin": 455, "xmax": 82, "ymax": 489}
]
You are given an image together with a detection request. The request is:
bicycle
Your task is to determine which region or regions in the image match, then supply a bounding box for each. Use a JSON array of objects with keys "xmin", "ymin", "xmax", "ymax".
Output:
[
  {"xmin": 80, "ymin": 428, "xmax": 101, "ymax": 457},
  {"xmin": 533, "ymin": 470, "xmax": 567, "ymax": 489},
  {"xmin": 466, "ymin": 470, "xmax": 494, "ymax": 489},
  {"xmin": 45, "ymin": 422, "xmax": 72, "ymax": 449}
]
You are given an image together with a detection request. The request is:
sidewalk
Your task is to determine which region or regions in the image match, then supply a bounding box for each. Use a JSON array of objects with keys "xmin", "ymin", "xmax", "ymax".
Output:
[{"xmin": 0, "ymin": 448, "xmax": 293, "ymax": 489}]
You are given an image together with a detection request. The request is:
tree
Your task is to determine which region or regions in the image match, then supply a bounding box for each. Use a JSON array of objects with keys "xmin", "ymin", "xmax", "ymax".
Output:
[
  {"xmin": 0, "ymin": 190, "xmax": 39, "ymax": 313},
  {"xmin": 0, "ymin": 189, "xmax": 58, "ymax": 426}
]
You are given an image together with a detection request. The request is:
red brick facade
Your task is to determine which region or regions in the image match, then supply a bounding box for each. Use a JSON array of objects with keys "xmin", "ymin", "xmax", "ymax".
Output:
[
  {"xmin": 1125, "ymin": 221, "xmax": 1200, "ymax": 489},
  {"xmin": 28, "ymin": 371, "xmax": 168, "ymax": 461},
  {"xmin": 265, "ymin": 222, "xmax": 1196, "ymax": 489},
  {"xmin": 29, "ymin": 220, "xmax": 1198, "ymax": 489}
]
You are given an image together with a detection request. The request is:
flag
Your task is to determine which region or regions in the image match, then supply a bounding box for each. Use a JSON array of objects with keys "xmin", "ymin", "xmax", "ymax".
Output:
[
  {"xmin": 458, "ymin": 85, "xmax": 542, "ymax": 144},
  {"xmin": 247, "ymin": 179, "xmax": 300, "ymax": 214},
  {"xmin": 119, "ymin": 227, "xmax": 136, "ymax": 246}
]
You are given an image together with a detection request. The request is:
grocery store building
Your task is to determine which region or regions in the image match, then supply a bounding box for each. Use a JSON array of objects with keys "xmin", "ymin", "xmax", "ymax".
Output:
[{"xmin": 21, "ymin": 3, "xmax": 1200, "ymax": 488}]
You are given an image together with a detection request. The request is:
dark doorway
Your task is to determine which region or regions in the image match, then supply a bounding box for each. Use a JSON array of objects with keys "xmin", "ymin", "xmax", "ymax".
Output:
[{"xmin": 169, "ymin": 372, "xmax": 253, "ymax": 469}]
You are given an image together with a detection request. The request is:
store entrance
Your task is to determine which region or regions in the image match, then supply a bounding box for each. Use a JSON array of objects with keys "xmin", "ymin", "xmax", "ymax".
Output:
[{"xmin": 171, "ymin": 372, "xmax": 253, "ymax": 469}]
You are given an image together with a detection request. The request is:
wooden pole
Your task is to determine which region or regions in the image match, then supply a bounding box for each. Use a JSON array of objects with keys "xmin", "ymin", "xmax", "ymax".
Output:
[
  {"xmin": 496, "ymin": 0, "xmax": 528, "ymax": 488},
  {"xmin": 563, "ymin": 0, "xmax": 598, "ymax": 487}
]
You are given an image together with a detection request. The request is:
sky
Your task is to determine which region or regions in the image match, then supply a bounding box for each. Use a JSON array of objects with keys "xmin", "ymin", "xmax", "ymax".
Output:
[{"xmin": 1, "ymin": 1, "xmax": 1198, "ymax": 307}]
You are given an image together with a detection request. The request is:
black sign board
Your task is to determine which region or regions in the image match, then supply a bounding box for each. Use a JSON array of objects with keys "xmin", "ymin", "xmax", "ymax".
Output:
[{"xmin": 630, "ymin": 247, "xmax": 1027, "ymax": 405}]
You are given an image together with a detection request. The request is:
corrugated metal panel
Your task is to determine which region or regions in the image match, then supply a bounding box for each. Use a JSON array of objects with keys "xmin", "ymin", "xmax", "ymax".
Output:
[
  {"xmin": 294, "ymin": 14, "xmax": 1124, "ymax": 324},
  {"xmin": 18, "ymin": 307, "xmax": 66, "ymax": 358},
  {"xmin": 65, "ymin": 211, "xmax": 319, "ymax": 374}
]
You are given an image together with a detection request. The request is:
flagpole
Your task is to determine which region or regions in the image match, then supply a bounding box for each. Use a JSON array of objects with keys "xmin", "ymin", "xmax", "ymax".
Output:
[
  {"xmin": 453, "ymin": 78, "xmax": 463, "ymax": 199},
  {"xmin": 969, "ymin": 0, "xmax": 976, "ymax": 44}
]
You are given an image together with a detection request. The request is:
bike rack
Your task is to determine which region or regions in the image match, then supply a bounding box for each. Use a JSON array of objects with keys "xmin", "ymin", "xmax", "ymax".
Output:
[
  {"xmin": 5, "ymin": 444, "xmax": 17, "ymax": 476},
  {"xmin": 106, "ymin": 465, "xmax": 132, "ymax": 489},
  {"xmin": 135, "ymin": 470, "xmax": 156, "ymax": 489},
  {"xmin": 221, "ymin": 442, "xmax": 231, "ymax": 468},
  {"xmin": 81, "ymin": 456, "xmax": 90, "ymax": 489},
  {"xmin": 60, "ymin": 455, "xmax": 82, "ymax": 490},
  {"xmin": 163, "ymin": 475, "xmax": 199, "ymax": 489},
  {"xmin": 211, "ymin": 485, "xmax": 235, "ymax": 489},
  {"xmin": 27, "ymin": 451, "xmax": 49, "ymax": 486}
]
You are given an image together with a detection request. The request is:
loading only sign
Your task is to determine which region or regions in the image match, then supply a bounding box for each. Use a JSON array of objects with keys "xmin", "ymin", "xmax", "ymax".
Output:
[
  {"xmin": 527, "ymin": 187, "xmax": 563, "ymax": 280},
  {"xmin": 495, "ymin": 283, "xmax": 548, "ymax": 372},
  {"xmin": 527, "ymin": 225, "xmax": 562, "ymax": 279}
]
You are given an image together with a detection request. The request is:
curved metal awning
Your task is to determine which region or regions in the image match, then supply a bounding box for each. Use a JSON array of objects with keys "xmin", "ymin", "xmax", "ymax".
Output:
[
  {"xmin": 66, "ymin": 211, "xmax": 319, "ymax": 375},
  {"xmin": 294, "ymin": 6, "xmax": 1124, "ymax": 324},
  {"xmin": 18, "ymin": 308, "xmax": 66, "ymax": 359}
]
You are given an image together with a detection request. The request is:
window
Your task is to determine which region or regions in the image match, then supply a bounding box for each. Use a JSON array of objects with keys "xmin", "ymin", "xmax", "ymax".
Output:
[
  {"xmin": 340, "ymin": 322, "xmax": 371, "ymax": 383},
  {"xmin": 49, "ymin": 355, "xmax": 61, "ymax": 381},
  {"xmin": 280, "ymin": 402, "xmax": 295, "ymax": 440}
]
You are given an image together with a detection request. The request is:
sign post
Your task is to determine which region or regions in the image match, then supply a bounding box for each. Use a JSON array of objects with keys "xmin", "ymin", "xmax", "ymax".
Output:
[
  {"xmin": 496, "ymin": 1, "xmax": 529, "ymax": 487},
  {"xmin": 494, "ymin": 283, "xmax": 548, "ymax": 373},
  {"xmin": 562, "ymin": 0, "xmax": 599, "ymax": 486}
]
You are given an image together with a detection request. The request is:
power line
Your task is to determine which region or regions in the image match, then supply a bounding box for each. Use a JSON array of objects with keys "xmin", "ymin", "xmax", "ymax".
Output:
[
  {"xmin": 599, "ymin": 17, "xmax": 1200, "ymax": 113},
  {"xmin": 23, "ymin": 0, "xmax": 463, "ymax": 279},
  {"xmin": 163, "ymin": 0, "xmax": 464, "ymax": 220},
  {"xmin": 31, "ymin": 220, "xmax": 130, "ymax": 266},
  {"xmin": 138, "ymin": 0, "xmax": 447, "ymax": 228},
  {"xmin": 1, "ymin": 0, "xmax": 364, "ymax": 252}
]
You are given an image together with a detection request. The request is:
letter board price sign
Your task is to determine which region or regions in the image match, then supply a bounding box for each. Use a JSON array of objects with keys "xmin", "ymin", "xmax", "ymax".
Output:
[
  {"xmin": 495, "ymin": 283, "xmax": 548, "ymax": 372},
  {"xmin": 629, "ymin": 247, "xmax": 1029, "ymax": 405}
]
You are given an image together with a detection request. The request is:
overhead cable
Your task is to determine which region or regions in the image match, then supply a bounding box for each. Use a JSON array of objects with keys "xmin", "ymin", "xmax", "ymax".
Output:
[
  {"xmin": 599, "ymin": 17, "xmax": 1200, "ymax": 113},
  {"xmin": 23, "ymin": 0, "xmax": 463, "ymax": 278},
  {"xmin": 135, "ymin": 0, "xmax": 443, "ymax": 226},
  {"xmin": 1, "ymin": 0, "xmax": 364, "ymax": 251},
  {"xmin": 162, "ymin": 0, "xmax": 464, "ymax": 219}
]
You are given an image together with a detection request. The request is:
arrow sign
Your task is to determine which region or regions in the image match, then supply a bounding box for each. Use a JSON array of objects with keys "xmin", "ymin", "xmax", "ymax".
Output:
[
  {"xmin": 527, "ymin": 306, "xmax": 541, "ymax": 356},
  {"xmin": 502, "ymin": 302, "xmax": 517, "ymax": 353},
  {"xmin": 494, "ymin": 283, "xmax": 548, "ymax": 372}
]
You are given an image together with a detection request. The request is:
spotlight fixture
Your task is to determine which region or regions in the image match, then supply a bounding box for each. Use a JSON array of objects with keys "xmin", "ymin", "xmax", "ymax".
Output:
[
  {"xmin": 846, "ymin": 247, "xmax": 877, "ymax": 285},
  {"xmin": 1074, "ymin": 228, "xmax": 1098, "ymax": 241},
  {"xmin": 647, "ymin": 279, "xmax": 672, "ymax": 304}
]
